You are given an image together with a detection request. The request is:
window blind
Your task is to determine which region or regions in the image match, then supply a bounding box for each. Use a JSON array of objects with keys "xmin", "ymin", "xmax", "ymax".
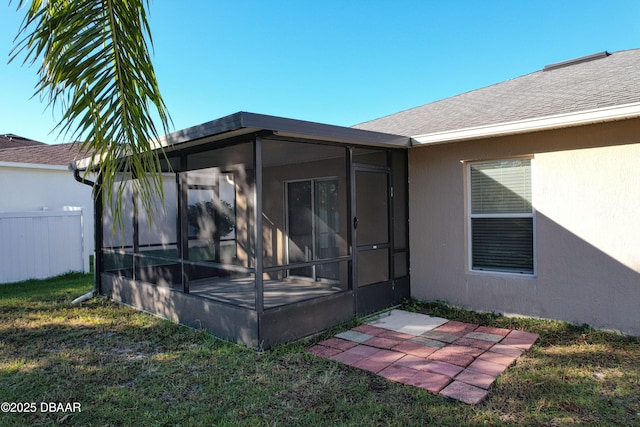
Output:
[
  {"xmin": 471, "ymin": 159, "xmax": 531, "ymax": 214},
  {"xmin": 471, "ymin": 217, "xmax": 534, "ymax": 273},
  {"xmin": 469, "ymin": 159, "xmax": 534, "ymax": 274}
]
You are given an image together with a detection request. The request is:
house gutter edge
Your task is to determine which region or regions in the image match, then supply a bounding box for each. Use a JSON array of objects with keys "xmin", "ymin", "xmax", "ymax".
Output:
[{"xmin": 411, "ymin": 102, "xmax": 640, "ymax": 145}]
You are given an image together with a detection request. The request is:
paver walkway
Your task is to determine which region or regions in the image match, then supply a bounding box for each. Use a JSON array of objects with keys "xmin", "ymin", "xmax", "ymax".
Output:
[{"xmin": 308, "ymin": 309, "xmax": 539, "ymax": 404}]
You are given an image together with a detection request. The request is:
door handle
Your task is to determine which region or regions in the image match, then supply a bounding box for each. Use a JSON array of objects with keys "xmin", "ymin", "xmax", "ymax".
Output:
[{"xmin": 353, "ymin": 216, "xmax": 358, "ymax": 229}]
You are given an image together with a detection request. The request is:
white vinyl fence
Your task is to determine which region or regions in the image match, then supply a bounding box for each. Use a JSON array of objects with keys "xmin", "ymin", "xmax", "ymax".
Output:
[{"xmin": 0, "ymin": 208, "xmax": 90, "ymax": 284}]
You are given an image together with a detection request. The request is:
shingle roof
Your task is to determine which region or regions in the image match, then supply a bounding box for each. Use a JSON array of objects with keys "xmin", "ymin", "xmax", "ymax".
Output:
[
  {"xmin": 0, "ymin": 143, "xmax": 89, "ymax": 166},
  {"xmin": 353, "ymin": 49, "xmax": 640, "ymax": 137},
  {"xmin": 0, "ymin": 134, "xmax": 46, "ymax": 149}
]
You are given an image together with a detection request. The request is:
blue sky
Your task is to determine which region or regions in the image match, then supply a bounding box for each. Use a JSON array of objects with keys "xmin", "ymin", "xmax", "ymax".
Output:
[{"xmin": 1, "ymin": 0, "xmax": 638, "ymax": 144}]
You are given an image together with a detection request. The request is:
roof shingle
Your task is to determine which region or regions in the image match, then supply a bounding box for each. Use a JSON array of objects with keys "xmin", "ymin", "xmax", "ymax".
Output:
[
  {"xmin": 0, "ymin": 134, "xmax": 46, "ymax": 149},
  {"xmin": 0, "ymin": 143, "xmax": 89, "ymax": 166},
  {"xmin": 353, "ymin": 49, "xmax": 640, "ymax": 137}
]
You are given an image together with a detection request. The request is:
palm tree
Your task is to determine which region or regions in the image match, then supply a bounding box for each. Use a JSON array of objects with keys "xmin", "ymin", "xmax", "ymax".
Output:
[{"xmin": 10, "ymin": 0, "xmax": 171, "ymax": 226}]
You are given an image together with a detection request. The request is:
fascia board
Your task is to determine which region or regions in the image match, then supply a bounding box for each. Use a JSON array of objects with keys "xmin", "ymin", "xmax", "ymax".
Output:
[
  {"xmin": 74, "ymin": 111, "xmax": 410, "ymax": 170},
  {"xmin": 241, "ymin": 112, "xmax": 409, "ymax": 147},
  {"xmin": 0, "ymin": 161, "xmax": 69, "ymax": 171},
  {"xmin": 411, "ymin": 102, "xmax": 640, "ymax": 145}
]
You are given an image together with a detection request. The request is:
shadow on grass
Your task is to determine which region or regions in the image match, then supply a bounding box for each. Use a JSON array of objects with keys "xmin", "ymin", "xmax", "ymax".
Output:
[
  {"xmin": 1, "ymin": 306, "xmax": 460, "ymax": 426},
  {"xmin": 5, "ymin": 293, "xmax": 467, "ymax": 425},
  {"xmin": 1, "ymin": 283, "xmax": 638, "ymax": 426}
]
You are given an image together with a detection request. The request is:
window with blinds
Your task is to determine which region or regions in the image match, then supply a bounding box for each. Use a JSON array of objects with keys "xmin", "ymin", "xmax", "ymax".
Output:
[{"xmin": 469, "ymin": 159, "xmax": 534, "ymax": 274}]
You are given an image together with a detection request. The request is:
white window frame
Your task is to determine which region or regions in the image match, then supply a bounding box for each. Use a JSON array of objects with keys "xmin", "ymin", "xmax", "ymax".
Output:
[{"xmin": 466, "ymin": 157, "xmax": 536, "ymax": 276}]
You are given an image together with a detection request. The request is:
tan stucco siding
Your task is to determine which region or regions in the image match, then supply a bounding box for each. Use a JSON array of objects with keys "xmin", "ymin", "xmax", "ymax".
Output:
[{"xmin": 408, "ymin": 118, "xmax": 640, "ymax": 335}]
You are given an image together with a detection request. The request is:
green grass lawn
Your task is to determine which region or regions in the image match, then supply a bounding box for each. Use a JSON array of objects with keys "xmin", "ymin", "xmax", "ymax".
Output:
[{"xmin": 1, "ymin": 274, "xmax": 638, "ymax": 426}]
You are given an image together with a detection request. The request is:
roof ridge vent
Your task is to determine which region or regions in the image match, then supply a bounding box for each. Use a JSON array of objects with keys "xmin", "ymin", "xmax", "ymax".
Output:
[{"xmin": 543, "ymin": 51, "xmax": 610, "ymax": 71}]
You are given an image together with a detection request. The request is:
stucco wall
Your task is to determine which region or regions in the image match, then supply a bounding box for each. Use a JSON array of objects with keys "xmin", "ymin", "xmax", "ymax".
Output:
[
  {"xmin": 0, "ymin": 164, "xmax": 94, "ymax": 272},
  {"xmin": 0, "ymin": 164, "xmax": 92, "ymax": 212},
  {"xmin": 408, "ymin": 118, "xmax": 640, "ymax": 335}
]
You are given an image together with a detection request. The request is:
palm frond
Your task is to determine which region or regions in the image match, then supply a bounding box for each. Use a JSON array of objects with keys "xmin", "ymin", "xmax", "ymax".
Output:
[{"xmin": 11, "ymin": 0, "xmax": 172, "ymax": 229}]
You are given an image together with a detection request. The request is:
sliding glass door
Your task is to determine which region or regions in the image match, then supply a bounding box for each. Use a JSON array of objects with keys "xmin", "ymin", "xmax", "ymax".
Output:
[{"xmin": 286, "ymin": 178, "xmax": 340, "ymax": 282}]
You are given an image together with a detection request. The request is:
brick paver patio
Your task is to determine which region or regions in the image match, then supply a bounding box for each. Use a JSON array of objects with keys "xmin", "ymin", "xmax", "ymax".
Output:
[{"xmin": 308, "ymin": 309, "xmax": 539, "ymax": 404}]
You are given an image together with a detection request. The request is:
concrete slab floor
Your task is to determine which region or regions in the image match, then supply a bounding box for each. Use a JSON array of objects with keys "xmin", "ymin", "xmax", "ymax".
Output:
[{"xmin": 308, "ymin": 309, "xmax": 539, "ymax": 405}]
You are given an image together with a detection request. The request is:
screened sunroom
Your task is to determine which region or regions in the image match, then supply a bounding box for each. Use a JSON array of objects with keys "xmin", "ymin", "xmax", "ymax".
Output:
[{"xmin": 94, "ymin": 112, "xmax": 410, "ymax": 348}]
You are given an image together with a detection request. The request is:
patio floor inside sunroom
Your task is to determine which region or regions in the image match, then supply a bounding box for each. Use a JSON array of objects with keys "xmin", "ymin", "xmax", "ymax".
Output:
[{"xmin": 188, "ymin": 277, "xmax": 344, "ymax": 309}]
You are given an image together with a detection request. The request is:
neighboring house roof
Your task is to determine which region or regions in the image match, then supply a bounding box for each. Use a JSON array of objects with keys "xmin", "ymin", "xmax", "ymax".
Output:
[
  {"xmin": 0, "ymin": 142, "xmax": 89, "ymax": 167},
  {"xmin": 0, "ymin": 134, "xmax": 46, "ymax": 149},
  {"xmin": 354, "ymin": 49, "xmax": 640, "ymax": 144}
]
